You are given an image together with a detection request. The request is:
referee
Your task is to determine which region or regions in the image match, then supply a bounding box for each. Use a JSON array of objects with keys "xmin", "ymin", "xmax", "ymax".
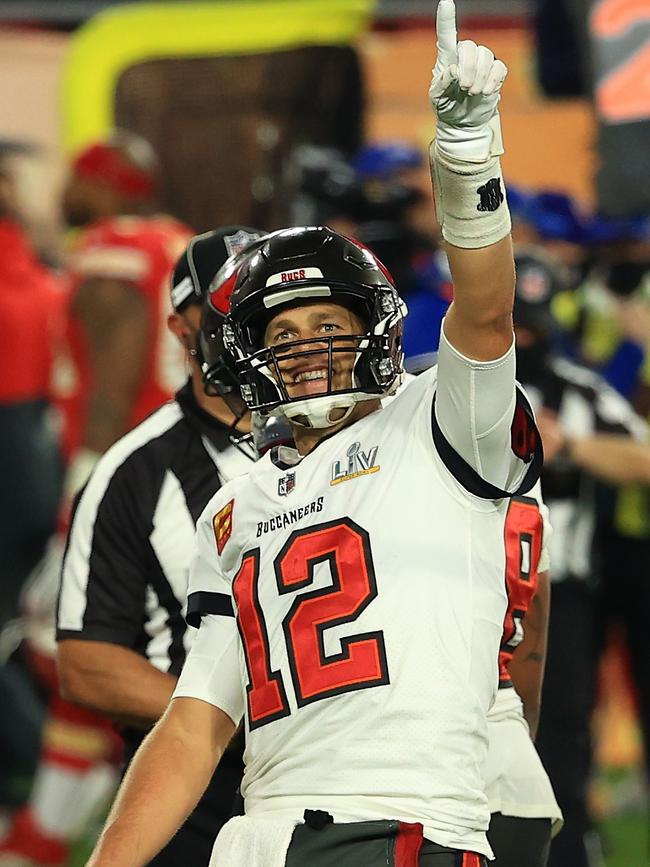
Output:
[
  {"xmin": 511, "ymin": 250, "xmax": 649, "ymax": 867},
  {"xmin": 56, "ymin": 226, "xmax": 263, "ymax": 866}
]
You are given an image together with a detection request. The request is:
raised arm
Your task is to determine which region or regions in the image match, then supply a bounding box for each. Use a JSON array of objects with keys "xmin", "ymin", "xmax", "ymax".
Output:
[
  {"xmin": 429, "ymin": 0, "xmax": 514, "ymax": 362},
  {"xmin": 426, "ymin": 1, "xmax": 542, "ymax": 496}
]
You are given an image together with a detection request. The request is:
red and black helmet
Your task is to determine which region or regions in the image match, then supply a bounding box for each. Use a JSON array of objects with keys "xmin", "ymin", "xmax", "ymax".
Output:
[
  {"xmin": 198, "ymin": 232, "xmax": 269, "ymax": 405},
  {"xmin": 222, "ymin": 226, "xmax": 407, "ymax": 428}
]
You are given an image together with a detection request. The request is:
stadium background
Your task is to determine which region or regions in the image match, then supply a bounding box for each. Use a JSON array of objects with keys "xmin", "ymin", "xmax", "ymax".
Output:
[{"xmin": 0, "ymin": 0, "xmax": 648, "ymax": 864}]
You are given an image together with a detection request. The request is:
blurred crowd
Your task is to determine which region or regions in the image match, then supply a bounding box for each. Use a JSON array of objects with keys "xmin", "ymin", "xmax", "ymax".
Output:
[{"xmin": 1, "ymin": 129, "xmax": 649, "ymax": 867}]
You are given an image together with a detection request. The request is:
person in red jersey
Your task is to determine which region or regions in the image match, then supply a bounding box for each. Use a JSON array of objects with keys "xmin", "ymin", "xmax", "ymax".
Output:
[
  {"xmin": 0, "ymin": 141, "xmax": 65, "ymax": 814},
  {"xmin": 0, "ymin": 141, "xmax": 64, "ymax": 627},
  {"xmin": 0, "ymin": 132, "xmax": 192, "ymax": 867},
  {"xmin": 54, "ymin": 130, "xmax": 191, "ymax": 476}
]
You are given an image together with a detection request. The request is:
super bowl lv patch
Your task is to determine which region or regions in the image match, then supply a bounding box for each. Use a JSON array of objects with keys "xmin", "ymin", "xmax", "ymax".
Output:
[{"xmin": 213, "ymin": 499, "xmax": 234, "ymax": 555}]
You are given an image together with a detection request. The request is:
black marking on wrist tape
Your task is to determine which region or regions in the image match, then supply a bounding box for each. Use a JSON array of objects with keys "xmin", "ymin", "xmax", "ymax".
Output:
[{"xmin": 477, "ymin": 177, "xmax": 504, "ymax": 212}]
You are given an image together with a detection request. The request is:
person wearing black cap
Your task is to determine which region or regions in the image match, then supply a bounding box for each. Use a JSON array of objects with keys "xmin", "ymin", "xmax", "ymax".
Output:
[
  {"xmin": 12, "ymin": 226, "xmax": 263, "ymax": 867},
  {"xmin": 510, "ymin": 248, "xmax": 650, "ymax": 867}
]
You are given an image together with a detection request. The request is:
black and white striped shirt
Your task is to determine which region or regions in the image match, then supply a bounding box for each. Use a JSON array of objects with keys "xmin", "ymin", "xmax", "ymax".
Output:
[
  {"xmin": 523, "ymin": 357, "xmax": 648, "ymax": 582},
  {"xmin": 56, "ymin": 381, "xmax": 253, "ymax": 675}
]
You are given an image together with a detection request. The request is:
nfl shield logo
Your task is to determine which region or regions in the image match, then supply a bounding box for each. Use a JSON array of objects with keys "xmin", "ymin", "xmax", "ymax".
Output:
[
  {"xmin": 223, "ymin": 229, "xmax": 262, "ymax": 258},
  {"xmin": 278, "ymin": 472, "xmax": 296, "ymax": 496}
]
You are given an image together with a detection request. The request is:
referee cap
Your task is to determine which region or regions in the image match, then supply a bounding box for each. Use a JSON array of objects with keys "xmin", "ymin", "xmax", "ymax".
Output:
[{"xmin": 171, "ymin": 226, "xmax": 264, "ymax": 312}]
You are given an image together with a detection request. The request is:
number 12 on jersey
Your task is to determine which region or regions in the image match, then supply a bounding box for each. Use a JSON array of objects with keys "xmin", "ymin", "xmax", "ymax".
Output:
[{"xmin": 232, "ymin": 518, "xmax": 390, "ymax": 730}]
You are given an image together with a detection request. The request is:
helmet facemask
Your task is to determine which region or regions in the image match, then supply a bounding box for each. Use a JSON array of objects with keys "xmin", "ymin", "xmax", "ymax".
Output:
[{"xmin": 225, "ymin": 283, "xmax": 406, "ymax": 430}]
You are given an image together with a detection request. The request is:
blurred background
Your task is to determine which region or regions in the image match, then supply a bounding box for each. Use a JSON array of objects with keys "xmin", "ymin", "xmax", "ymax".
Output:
[{"xmin": 0, "ymin": 0, "xmax": 649, "ymax": 865}]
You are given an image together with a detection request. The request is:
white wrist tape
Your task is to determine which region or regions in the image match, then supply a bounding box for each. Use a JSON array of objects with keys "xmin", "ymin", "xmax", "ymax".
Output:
[{"xmin": 430, "ymin": 138, "xmax": 511, "ymax": 250}]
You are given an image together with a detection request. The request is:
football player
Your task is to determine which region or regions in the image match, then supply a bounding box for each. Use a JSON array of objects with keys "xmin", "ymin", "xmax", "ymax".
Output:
[
  {"xmin": 55, "ymin": 129, "xmax": 191, "ymax": 471},
  {"xmin": 511, "ymin": 251, "xmax": 649, "ymax": 867},
  {"xmin": 87, "ymin": 3, "xmax": 543, "ymax": 865},
  {"xmin": 0, "ymin": 132, "xmax": 192, "ymax": 867}
]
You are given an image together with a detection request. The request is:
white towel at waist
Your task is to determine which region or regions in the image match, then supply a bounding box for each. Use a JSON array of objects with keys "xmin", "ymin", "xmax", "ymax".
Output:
[{"xmin": 208, "ymin": 815, "xmax": 299, "ymax": 867}]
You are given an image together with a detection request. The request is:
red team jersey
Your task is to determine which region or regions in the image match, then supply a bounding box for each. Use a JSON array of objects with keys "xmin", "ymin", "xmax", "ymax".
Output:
[
  {"xmin": 53, "ymin": 215, "xmax": 191, "ymax": 459},
  {"xmin": 0, "ymin": 219, "xmax": 64, "ymax": 404}
]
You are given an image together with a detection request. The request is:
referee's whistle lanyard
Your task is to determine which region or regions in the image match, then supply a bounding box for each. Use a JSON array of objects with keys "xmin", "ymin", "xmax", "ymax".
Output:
[{"xmin": 176, "ymin": 380, "xmax": 257, "ymax": 460}]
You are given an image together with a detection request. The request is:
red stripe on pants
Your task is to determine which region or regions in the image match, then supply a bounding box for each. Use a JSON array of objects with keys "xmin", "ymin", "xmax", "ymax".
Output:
[
  {"xmin": 462, "ymin": 854, "xmax": 483, "ymax": 867},
  {"xmin": 395, "ymin": 822, "xmax": 423, "ymax": 866}
]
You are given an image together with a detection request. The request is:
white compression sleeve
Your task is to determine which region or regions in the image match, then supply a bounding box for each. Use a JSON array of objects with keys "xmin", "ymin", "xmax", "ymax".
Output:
[
  {"xmin": 434, "ymin": 320, "xmax": 526, "ymax": 492},
  {"xmin": 173, "ymin": 615, "xmax": 243, "ymax": 726}
]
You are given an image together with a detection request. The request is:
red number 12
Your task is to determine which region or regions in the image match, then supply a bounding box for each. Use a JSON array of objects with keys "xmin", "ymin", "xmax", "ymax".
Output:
[{"xmin": 232, "ymin": 518, "xmax": 389, "ymax": 730}]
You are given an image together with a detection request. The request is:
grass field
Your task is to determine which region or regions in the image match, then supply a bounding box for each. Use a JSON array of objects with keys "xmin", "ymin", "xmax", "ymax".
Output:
[
  {"xmin": 603, "ymin": 813, "xmax": 649, "ymax": 867},
  {"xmin": 593, "ymin": 765, "xmax": 650, "ymax": 867}
]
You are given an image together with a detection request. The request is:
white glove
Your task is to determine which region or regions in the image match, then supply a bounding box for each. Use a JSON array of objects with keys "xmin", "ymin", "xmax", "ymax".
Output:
[{"xmin": 429, "ymin": 0, "xmax": 508, "ymax": 163}]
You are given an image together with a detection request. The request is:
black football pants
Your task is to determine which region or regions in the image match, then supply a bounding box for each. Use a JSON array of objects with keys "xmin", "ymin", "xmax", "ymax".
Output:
[
  {"xmin": 488, "ymin": 813, "xmax": 551, "ymax": 867},
  {"xmin": 284, "ymin": 814, "xmax": 487, "ymax": 866}
]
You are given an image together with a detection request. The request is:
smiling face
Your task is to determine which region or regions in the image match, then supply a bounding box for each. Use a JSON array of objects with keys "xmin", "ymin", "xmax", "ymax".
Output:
[{"xmin": 263, "ymin": 301, "xmax": 366, "ymax": 400}]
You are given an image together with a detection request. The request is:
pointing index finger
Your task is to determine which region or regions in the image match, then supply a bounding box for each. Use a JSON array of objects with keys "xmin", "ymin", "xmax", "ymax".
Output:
[{"xmin": 436, "ymin": 0, "xmax": 458, "ymax": 65}]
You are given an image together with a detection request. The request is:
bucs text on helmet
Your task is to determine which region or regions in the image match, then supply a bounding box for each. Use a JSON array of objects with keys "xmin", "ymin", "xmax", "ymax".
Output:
[{"xmin": 221, "ymin": 226, "xmax": 407, "ymax": 429}]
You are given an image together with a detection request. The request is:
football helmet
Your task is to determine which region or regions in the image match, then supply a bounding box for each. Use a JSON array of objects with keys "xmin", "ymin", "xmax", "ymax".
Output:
[
  {"xmin": 195, "ymin": 229, "xmax": 267, "ymax": 415},
  {"xmin": 223, "ymin": 226, "xmax": 407, "ymax": 429}
]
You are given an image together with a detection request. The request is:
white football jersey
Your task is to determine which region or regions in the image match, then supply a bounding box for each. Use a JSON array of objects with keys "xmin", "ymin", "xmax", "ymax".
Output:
[{"xmin": 175, "ymin": 362, "xmax": 541, "ymax": 857}]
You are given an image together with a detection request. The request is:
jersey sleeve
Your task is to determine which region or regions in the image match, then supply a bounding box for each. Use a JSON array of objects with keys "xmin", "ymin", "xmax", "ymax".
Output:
[
  {"xmin": 56, "ymin": 460, "xmax": 150, "ymax": 646},
  {"xmin": 173, "ymin": 503, "xmax": 244, "ymax": 725},
  {"xmin": 431, "ymin": 321, "xmax": 543, "ymax": 498},
  {"xmin": 185, "ymin": 498, "xmax": 236, "ymax": 628}
]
